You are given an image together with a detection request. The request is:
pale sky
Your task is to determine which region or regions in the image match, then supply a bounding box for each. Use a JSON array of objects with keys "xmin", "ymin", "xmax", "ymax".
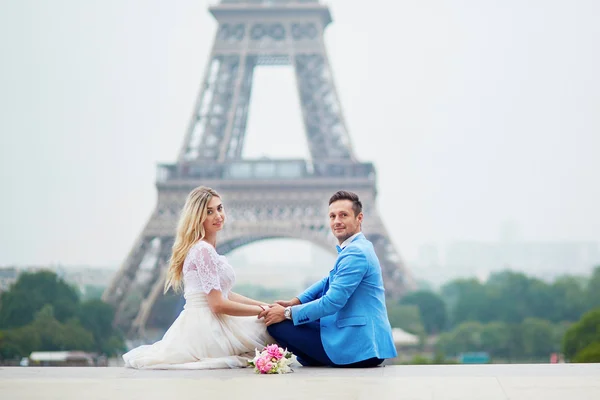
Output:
[{"xmin": 1, "ymin": 0, "xmax": 599, "ymax": 271}]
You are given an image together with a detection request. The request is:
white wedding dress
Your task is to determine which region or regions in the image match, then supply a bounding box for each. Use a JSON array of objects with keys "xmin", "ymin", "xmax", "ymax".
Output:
[{"xmin": 123, "ymin": 241, "xmax": 274, "ymax": 369}]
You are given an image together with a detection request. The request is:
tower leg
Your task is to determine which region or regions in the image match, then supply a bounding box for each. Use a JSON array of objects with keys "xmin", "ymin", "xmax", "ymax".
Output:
[
  {"xmin": 102, "ymin": 235, "xmax": 152, "ymax": 307},
  {"xmin": 130, "ymin": 238, "xmax": 173, "ymax": 337}
]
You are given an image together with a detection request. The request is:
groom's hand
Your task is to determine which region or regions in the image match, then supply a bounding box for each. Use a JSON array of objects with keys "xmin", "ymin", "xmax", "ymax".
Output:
[
  {"xmin": 274, "ymin": 298, "xmax": 300, "ymax": 308},
  {"xmin": 258, "ymin": 306, "xmax": 270, "ymax": 319},
  {"xmin": 263, "ymin": 304, "xmax": 286, "ymax": 326}
]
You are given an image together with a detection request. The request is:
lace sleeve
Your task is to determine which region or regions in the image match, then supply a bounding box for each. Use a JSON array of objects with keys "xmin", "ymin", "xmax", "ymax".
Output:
[{"xmin": 187, "ymin": 245, "xmax": 222, "ymax": 294}]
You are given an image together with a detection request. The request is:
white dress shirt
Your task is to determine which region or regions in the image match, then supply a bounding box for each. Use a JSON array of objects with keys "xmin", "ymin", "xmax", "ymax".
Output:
[{"xmin": 339, "ymin": 232, "xmax": 361, "ymax": 249}]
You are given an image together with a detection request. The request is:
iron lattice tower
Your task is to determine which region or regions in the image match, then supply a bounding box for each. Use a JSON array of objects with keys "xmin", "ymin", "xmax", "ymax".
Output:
[{"xmin": 103, "ymin": 0, "xmax": 415, "ymax": 337}]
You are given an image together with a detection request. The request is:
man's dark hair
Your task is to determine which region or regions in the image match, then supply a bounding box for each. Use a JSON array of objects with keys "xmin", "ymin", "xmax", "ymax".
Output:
[{"xmin": 329, "ymin": 190, "xmax": 363, "ymax": 216}]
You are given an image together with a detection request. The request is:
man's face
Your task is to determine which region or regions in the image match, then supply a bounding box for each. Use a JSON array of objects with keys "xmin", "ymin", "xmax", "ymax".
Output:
[{"xmin": 329, "ymin": 199, "xmax": 363, "ymax": 244}]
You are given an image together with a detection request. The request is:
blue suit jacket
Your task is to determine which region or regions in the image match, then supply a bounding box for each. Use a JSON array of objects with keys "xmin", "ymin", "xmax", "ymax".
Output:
[{"xmin": 291, "ymin": 233, "xmax": 397, "ymax": 364}]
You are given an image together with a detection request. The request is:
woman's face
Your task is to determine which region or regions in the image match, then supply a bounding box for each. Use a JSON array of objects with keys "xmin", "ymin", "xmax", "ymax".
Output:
[{"xmin": 202, "ymin": 195, "xmax": 225, "ymax": 235}]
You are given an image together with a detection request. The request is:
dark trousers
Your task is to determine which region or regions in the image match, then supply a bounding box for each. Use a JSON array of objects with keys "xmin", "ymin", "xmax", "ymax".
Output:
[{"xmin": 267, "ymin": 320, "xmax": 383, "ymax": 368}]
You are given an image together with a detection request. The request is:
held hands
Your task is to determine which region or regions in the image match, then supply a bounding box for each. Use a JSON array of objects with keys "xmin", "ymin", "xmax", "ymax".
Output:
[
  {"xmin": 274, "ymin": 297, "xmax": 300, "ymax": 308},
  {"xmin": 257, "ymin": 297, "xmax": 299, "ymax": 326},
  {"xmin": 274, "ymin": 299, "xmax": 295, "ymax": 307},
  {"xmin": 258, "ymin": 303, "xmax": 286, "ymax": 326}
]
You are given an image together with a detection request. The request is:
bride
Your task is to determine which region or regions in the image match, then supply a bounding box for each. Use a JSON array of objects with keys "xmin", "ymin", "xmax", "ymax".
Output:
[{"xmin": 123, "ymin": 186, "xmax": 274, "ymax": 369}]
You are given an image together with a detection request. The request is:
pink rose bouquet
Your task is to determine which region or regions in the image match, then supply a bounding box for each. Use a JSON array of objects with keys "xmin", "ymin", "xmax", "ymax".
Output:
[{"xmin": 248, "ymin": 344, "xmax": 295, "ymax": 374}]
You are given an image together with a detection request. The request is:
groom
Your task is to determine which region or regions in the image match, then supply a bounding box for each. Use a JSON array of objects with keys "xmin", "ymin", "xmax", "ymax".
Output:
[{"xmin": 259, "ymin": 190, "xmax": 397, "ymax": 367}]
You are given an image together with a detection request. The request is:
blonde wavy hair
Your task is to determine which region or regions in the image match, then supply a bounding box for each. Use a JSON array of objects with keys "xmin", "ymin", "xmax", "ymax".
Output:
[{"xmin": 164, "ymin": 186, "xmax": 220, "ymax": 293}]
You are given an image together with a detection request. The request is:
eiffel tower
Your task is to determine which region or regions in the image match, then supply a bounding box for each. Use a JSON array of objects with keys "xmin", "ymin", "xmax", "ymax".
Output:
[{"xmin": 102, "ymin": 0, "xmax": 415, "ymax": 338}]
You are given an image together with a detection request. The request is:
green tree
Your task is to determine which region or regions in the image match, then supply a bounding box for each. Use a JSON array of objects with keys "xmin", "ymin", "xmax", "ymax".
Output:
[
  {"xmin": 0, "ymin": 271, "xmax": 79, "ymax": 329},
  {"xmin": 552, "ymin": 321, "xmax": 572, "ymax": 353},
  {"xmin": 387, "ymin": 304, "xmax": 426, "ymax": 337},
  {"xmin": 400, "ymin": 290, "xmax": 447, "ymax": 334},
  {"xmin": 29, "ymin": 305, "xmax": 95, "ymax": 352},
  {"xmin": 100, "ymin": 334, "xmax": 126, "ymax": 356},
  {"xmin": 0, "ymin": 271, "xmax": 124, "ymax": 358},
  {"xmin": 0, "ymin": 325, "xmax": 41, "ymax": 360},
  {"xmin": 480, "ymin": 321, "xmax": 511, "ymax": 358},
  {"xmin": 586, "ymin": 266, "xmax": 600, "ymax": 309},
  {"xmin": 572, "ymin": 342, "xmax": 600, "ymax": 363},
  {"xmin": 441, "ymin": 279, "xmax": 489, "ymax": 327},
  {"xmin": 441, "ymin": 270, "xmax": 590, "ymax": 330},
  {"xmin": 562, "ymin": 308, "xmax": 600, "ymax": 361},
  {"xmin": 61, "ymin": 319, "xmax": 97, "ymax": 352},
  {"xmin": 436, "ymin": 321, "xmax": 484, "ymax": 356},
  {"xmin": 78, "ymin": 300, "xmax": 124, "ymax": 355},
  {"xmin": 526, "ymin": 279, "xmax": 556, "ymax": 321},
  {"xmin": 0, "ymin": 305, "xmax": 95, "ymax": 359},
  {"xmin": 520, "ymin": 318, "xmax": 556, "ymax": 358},
  {"xmin": 485, "ymin": 271, "xmax": 537, "ymax": 323},
  {"xmin": 550, "ymin": 276, "xmax": 587, "ymax": 322}
]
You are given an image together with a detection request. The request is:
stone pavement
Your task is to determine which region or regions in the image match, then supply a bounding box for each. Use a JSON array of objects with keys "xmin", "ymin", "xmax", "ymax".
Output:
[{"xmin": 1, "ymin": 364, "xmax": 599, "ymax": 400}]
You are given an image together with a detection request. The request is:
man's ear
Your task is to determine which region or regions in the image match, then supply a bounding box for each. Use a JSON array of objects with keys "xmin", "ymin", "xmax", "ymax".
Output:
[{"xmin": 357, "ymin": 212, "xmax": 364, "ymax": 223}]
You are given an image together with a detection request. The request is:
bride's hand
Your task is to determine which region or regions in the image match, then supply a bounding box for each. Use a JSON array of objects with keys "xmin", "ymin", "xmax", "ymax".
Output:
[{"xmin": 273, "ymin": 300, "xmax": 292, "ymax": 307}]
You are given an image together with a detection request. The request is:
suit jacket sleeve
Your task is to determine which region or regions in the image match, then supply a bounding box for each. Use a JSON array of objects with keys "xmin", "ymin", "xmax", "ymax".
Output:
[
  {"xmin": 292, "ymin": 248, "xmax": 367, "ymax": 325},
  {"xmin": 297, "ymin": 276, "xmax": 328, "ymax": 304}
]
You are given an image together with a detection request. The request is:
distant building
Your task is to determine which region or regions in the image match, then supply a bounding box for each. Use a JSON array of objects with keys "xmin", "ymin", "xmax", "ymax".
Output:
[
  {"xmin": 445, "ymin": 241, "xmax": 600, "ymax": 273},
  {"xmin": 392, "ymin": 328, "xmax": 420, "ymax": 347},
  {"xmin": 53, "ymin": 266, "xmax": 116, "ymax": 291},
  {"xmin": 27, "ymin": 351, "xmax": 97, "ymax": 367},
  {"xmin": 0, "ymin": 267, "xmax": 18, "ymax": 292},
  {"xmin": 414, "ymin": 241, "xmax": 600, "ymax": 286}
]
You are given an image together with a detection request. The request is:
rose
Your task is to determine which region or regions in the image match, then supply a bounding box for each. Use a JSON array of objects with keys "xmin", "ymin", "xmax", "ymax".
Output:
[
  {"xmin": 256, "ymin": 355, "xmax": 274, "ymax": 374},
  {"xmin": 266, "ymin": 344, "xmax": 284, "ymax": 361}
]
